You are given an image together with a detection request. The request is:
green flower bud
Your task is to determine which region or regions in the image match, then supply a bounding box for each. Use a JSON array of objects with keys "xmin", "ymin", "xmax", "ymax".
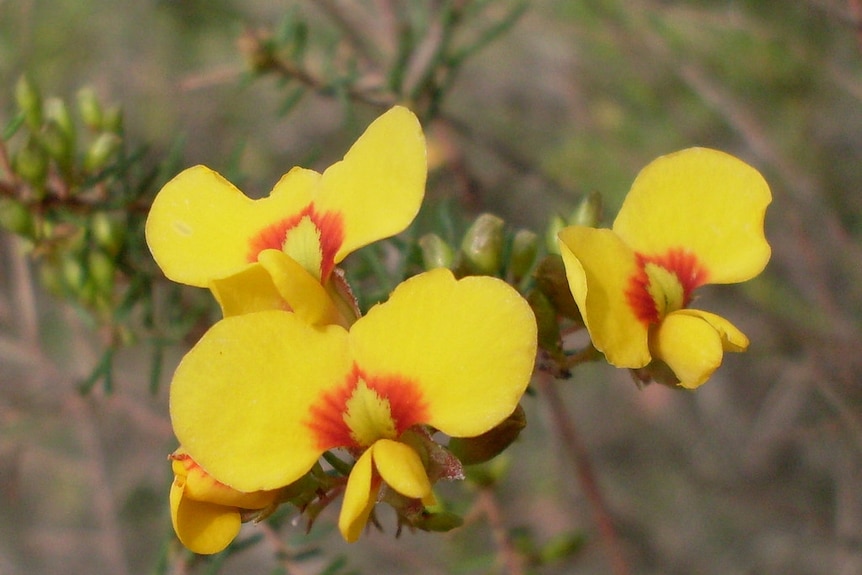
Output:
[
  {"xmin": 84, "ymin": 132, "xmax": 121, "ymax": 172},
  {"xmin": 14, "ymin": 138, "xmax": 48, "ymax": 189},
  {"xmin": 569, "ymin": 191, "xmax": 602, "ymax": 227},
  {"xmin": 544, "ymin": 213, "xmax": 566, "ymax": 255},
  {"xmin": 38, "ymin": 120, "xmax": 73, "ymax": 167},
  {"xmin": 76, "ymin": 87, "xmax": 103, "ymax": 131},
  {"xmin": 418, "ymin": 233, "xmax": 453, "ymax": 270},
  {"xmin": 528, "ymin": 289, "xmax": 564, "ymax": 360},
  {"xmin": 509, "ymin": 228, "xmax": 538, "ymax": 283},
  {"xmin": 91, "ymin": 212, "xmax": 126, "ymax": 256},
  {"xmin": 44, "ymin": 97, "xmax": 74, "ymax": 141},
  {"xmin": 0, "ymin": 197, "xmax": 35, "ymax": 237},
  {"xmin": 534, "ymin": 254, "xmax": 581, "ymax": 322},
  {"xmin": 102, "ymin": 105, "xmax": 123, "ymax": 134},
  {"xmin": 461, "ymin": 213, "xmax": 504, "ymax": 275},
  {"xmin": 88, "ymin": 249, "xmax": 115, "ymax": 295},
  {"xmin": 15, "ymin": 75, "xmax": 42, "ymax": 129},
  {"xmin": 538, "ymin": 531, "xmax": 586, "ymax": 564},
  {"xmin": 61, "ymin": 254, "xmax": 86, "ymax": 293},
  {"xmin": 448, "ymin": 404, "xmax": 526, "ymax": 465},
  {"xmin": 409, "ymin": 509, "xmax": 464, "ymax": 533}
]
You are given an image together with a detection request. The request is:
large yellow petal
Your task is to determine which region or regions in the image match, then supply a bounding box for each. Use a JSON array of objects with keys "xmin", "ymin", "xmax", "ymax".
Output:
[
  {"xmin": 558, "ymin": 226, "xmax": 651, "ymax": 368},
  {"xmin": 316, "ymin": 106, "xmax": 426, "ymax": 262},
  {"xmin": 170, "ymin": 311, "xmax": 351, "ymax": 492},
  {"xmin": 170, "ymin": 478, "xmax": 241, "ymax": 555},
  {"xmin": 372, "ymin": 439, "xmax": 432, "ymax": 500},
  {"xmin": 613, "ymin": 148, "xmax": 772, "ymax": 284},
  {"xmin": 650, "ymin": 311, "xmax": 725, "ymax": 389},
  {"xmin": 338, "ymin": 448, "xmax": 378, "ymax": 543},
  {"xmin": 146, "ymin": 165, "xmax": 319, "ymax": 287},
  {"xmin": 348, "ymin": 268, "xmax": 536, "ymax": 438}
]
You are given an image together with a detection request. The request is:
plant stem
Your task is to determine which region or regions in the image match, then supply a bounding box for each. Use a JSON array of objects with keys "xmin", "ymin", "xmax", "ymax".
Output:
[
  {"xmin": 536, "ymin": 372, "xmax": 630, "ymax": 575},
  {"xmin": 477, "ymin": 487, "xmax": 526, "ymax": 575}
]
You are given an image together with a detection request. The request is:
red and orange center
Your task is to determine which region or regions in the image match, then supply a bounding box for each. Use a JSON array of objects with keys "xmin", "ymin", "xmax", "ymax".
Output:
[
  {"xmin": 247, "ymin": 204, "xmax": 345, "ymax": 282},
  {"xmin": 305, "ymin": 365, "xmax": 429, "ymax": 450},
  {"xmin": 625, "ymin": 248, "xmax": 708, "ymax": 325}
]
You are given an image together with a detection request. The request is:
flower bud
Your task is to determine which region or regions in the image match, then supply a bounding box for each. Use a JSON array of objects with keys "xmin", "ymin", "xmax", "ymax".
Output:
[
  {"xmin": 91, "ymin": 212, "xmax": 126, "ymax": 256},
  {"xmin": 534, "ymin": 254, "xmax": 581, "ymax": 321},
  {"xmin": 418, "ymin": 233, "xmax": 453, "ymax": 270},
  {"xmin": 102, "ymin": 105, "xmax": 123, "ymax": 134},
  {"xmin": 38, "ymin": 120, "xmax": 73, "ymax": 167},
  {"xmin": 44, "ymin": 97, "xmax": 74, "ymax": 141},
  {"xmin": 569, "ymin": 191, "xmax": 602, "ymax": 227},
  {"xmin": 448, "ymin": 404, "xmax": 526, "ymax": 465},
  {"xmin": 509, "ymin": 228, "xmax": 538, "ymax": 283},
  {"xmin": 15, "ymin": 75, "xmax": 42, "ymax": 129},
  {"xmin": 0, "ymin": 197, "xmax": 35, "ymax": 237},
  {"xmin": 76, "ymin": 87, "xmax": 103, "ymax": 131},
  {"xmin": 61, "ymin": 254, "xmax": 86, "ymax": 293},
  {"xmin": 460, "ymin": 213, "xmax": 504, "ymax": 275},
  {"xmin": 13, "ymin": 138, "xmax": 48, "ymax": 189},
  {"xmin": 544, "ymin": 214, "xmax": 566, "ymax": 255},
  {"xmin": 88, "ymin": 249, "xmax": 115, "ymax": 295},
  {"xmin": 84, "ymin": 132, "xmax": 121, "ymax": 172},
  {"xmin": 528, "ymin": 289, "xmax": 564, "ymax": 360}
]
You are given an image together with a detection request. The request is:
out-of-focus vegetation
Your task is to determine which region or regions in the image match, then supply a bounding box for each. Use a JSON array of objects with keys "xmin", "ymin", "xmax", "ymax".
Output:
[{"xmin": 2, "ymin": 1, "xmax": 861, "ymax": 574}]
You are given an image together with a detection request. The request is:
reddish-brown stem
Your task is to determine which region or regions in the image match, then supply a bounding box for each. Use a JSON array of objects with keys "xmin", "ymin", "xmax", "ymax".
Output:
[
  {"xmin": 476, "ymin": 487, "xmax": 527, "ymax": 575},
  {"xmin": 536, "ymin": 373, "xmax": 630, "ymax": 575}
]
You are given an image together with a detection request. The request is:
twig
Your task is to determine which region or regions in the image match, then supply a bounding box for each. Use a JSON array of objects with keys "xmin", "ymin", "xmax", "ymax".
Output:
[
  {"xmin": 476, "ymin": 487, "xmax": 527, "ymax": 575},
  {"xmin": 69, "ymin": 394, "xmax": 131, "ymax": 575},
  {"xmin": 535, "ymin": 372, "xmax": 630, "ymax": 575}
]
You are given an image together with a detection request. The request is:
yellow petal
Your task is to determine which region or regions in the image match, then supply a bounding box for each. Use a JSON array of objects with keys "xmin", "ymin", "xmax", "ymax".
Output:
[
  {"xmin": 209, "ymin": 262, "xmax": 290, "ymax": 317},
  {"xmin": 372, "ymin": 439, "xmax": 432, "ymax": 500},
  {"xmin": 613, "ymin": 148, "xmax": 772, "ymax": 284},
  {"xmin": 558, "ymin": 226, "xmax": 651, "ymax": 368},
  {"xmin": 170, "ymin": 311, "xmax": 351, "ymax": 492},
  {"xmin": 349, "ymin": 268, "xmax": 536, "ymax": 438},
  {"xmin": 170, "ymin": 477, "xmax": 241, "ymax": 555},
  {"xmin": 339, "ymin": 448, "xmax": 378, "ymax": 543},
  {"xmin": 316, "ymin": 106, "xmax": 427, "ymax": 262},
  {"xmin": 676, "ymin": 308, "xmax": 749, "ymax": 352},
  {"xmin": 650, "ymin": 311, "xmax": 725, "ymax": 389},
  {"xmin": 146, "ymin": 165, "xmax": 318, "ymax": 287},
  {"xmin": 258, "ymin": 250, "xmax": 346, "ymax": 327},
  {"xmin": 172, "ymin": 449, "xmax": 278, "ymax": 509}
]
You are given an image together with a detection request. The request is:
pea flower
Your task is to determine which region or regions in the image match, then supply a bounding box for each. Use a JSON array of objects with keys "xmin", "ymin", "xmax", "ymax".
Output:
[
  {"xmin": 146, "ymin": 106, "xmax": 426, "ymax": 324},
  {"xmin": 169, "ymin": 268, "xmax": 537, "ymax": 544},
  {"xmin": 557, "ymin": 147, "xmax": 771, "ymax": 388},
  {"xmin": 168, "ymin": 448, "xmax": 280, "ymax": 555}
]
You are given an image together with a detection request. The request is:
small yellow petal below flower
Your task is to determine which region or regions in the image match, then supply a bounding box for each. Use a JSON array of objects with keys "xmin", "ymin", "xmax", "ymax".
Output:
[
  {"xmin": 649, "ymin": 311, "xmax": 726, "ymax": 389},
  {"xmin": 372, "ymin": 439, "xmax": 433, "ymax": 501},
  {"xmin": 675, "ymin": 309, "xmax": 749, "ymax": 353},
  {"xmin": 339, "ymin": 448, "xmax": 378, "ymax": 543},
  {"xmin": 170, "ymin": 478, "xmax": 242, "ymax": 555},
  {"xmin": 612, "ymin": 147, "xmax": 772, "ymax": 284},
  {"xmin": 558, "ymin": 226, "xmax": 651, "ymax": 369}
]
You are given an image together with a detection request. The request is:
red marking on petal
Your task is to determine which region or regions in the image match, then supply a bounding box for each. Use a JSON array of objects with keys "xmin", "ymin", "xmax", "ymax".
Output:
[
  {"xmin": 624, "ymin": 248, "xmax": 709, "ymax": 325},
  {"xmin": 305, "ymin": 365, "xmax": 429, "ymax": 451},
  {"xmin": 246, "ymin": 205, "xmax": 345, "ymax": 282}
]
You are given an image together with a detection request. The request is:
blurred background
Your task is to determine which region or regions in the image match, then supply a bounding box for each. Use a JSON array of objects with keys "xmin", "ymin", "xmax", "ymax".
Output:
[{"xmin": 2, "ymin": 1, "xmax": 861, "ymax": 574}]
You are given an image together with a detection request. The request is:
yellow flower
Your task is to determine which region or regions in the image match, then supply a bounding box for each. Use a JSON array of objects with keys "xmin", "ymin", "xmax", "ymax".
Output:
[
  {"xmin": 146, "ymin": 106, "xmax": 426, "ymax": 324},
  {"xmin": 169, "ymin": 268, "xmax": 537, "ymax": 543},
  {"xmin": 168, "ymin": 448, "xmax": 279, "ymax": 555},
  {"xmin": 558, "ymin": 148, "xmax": 771, "ymax": 388}
]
